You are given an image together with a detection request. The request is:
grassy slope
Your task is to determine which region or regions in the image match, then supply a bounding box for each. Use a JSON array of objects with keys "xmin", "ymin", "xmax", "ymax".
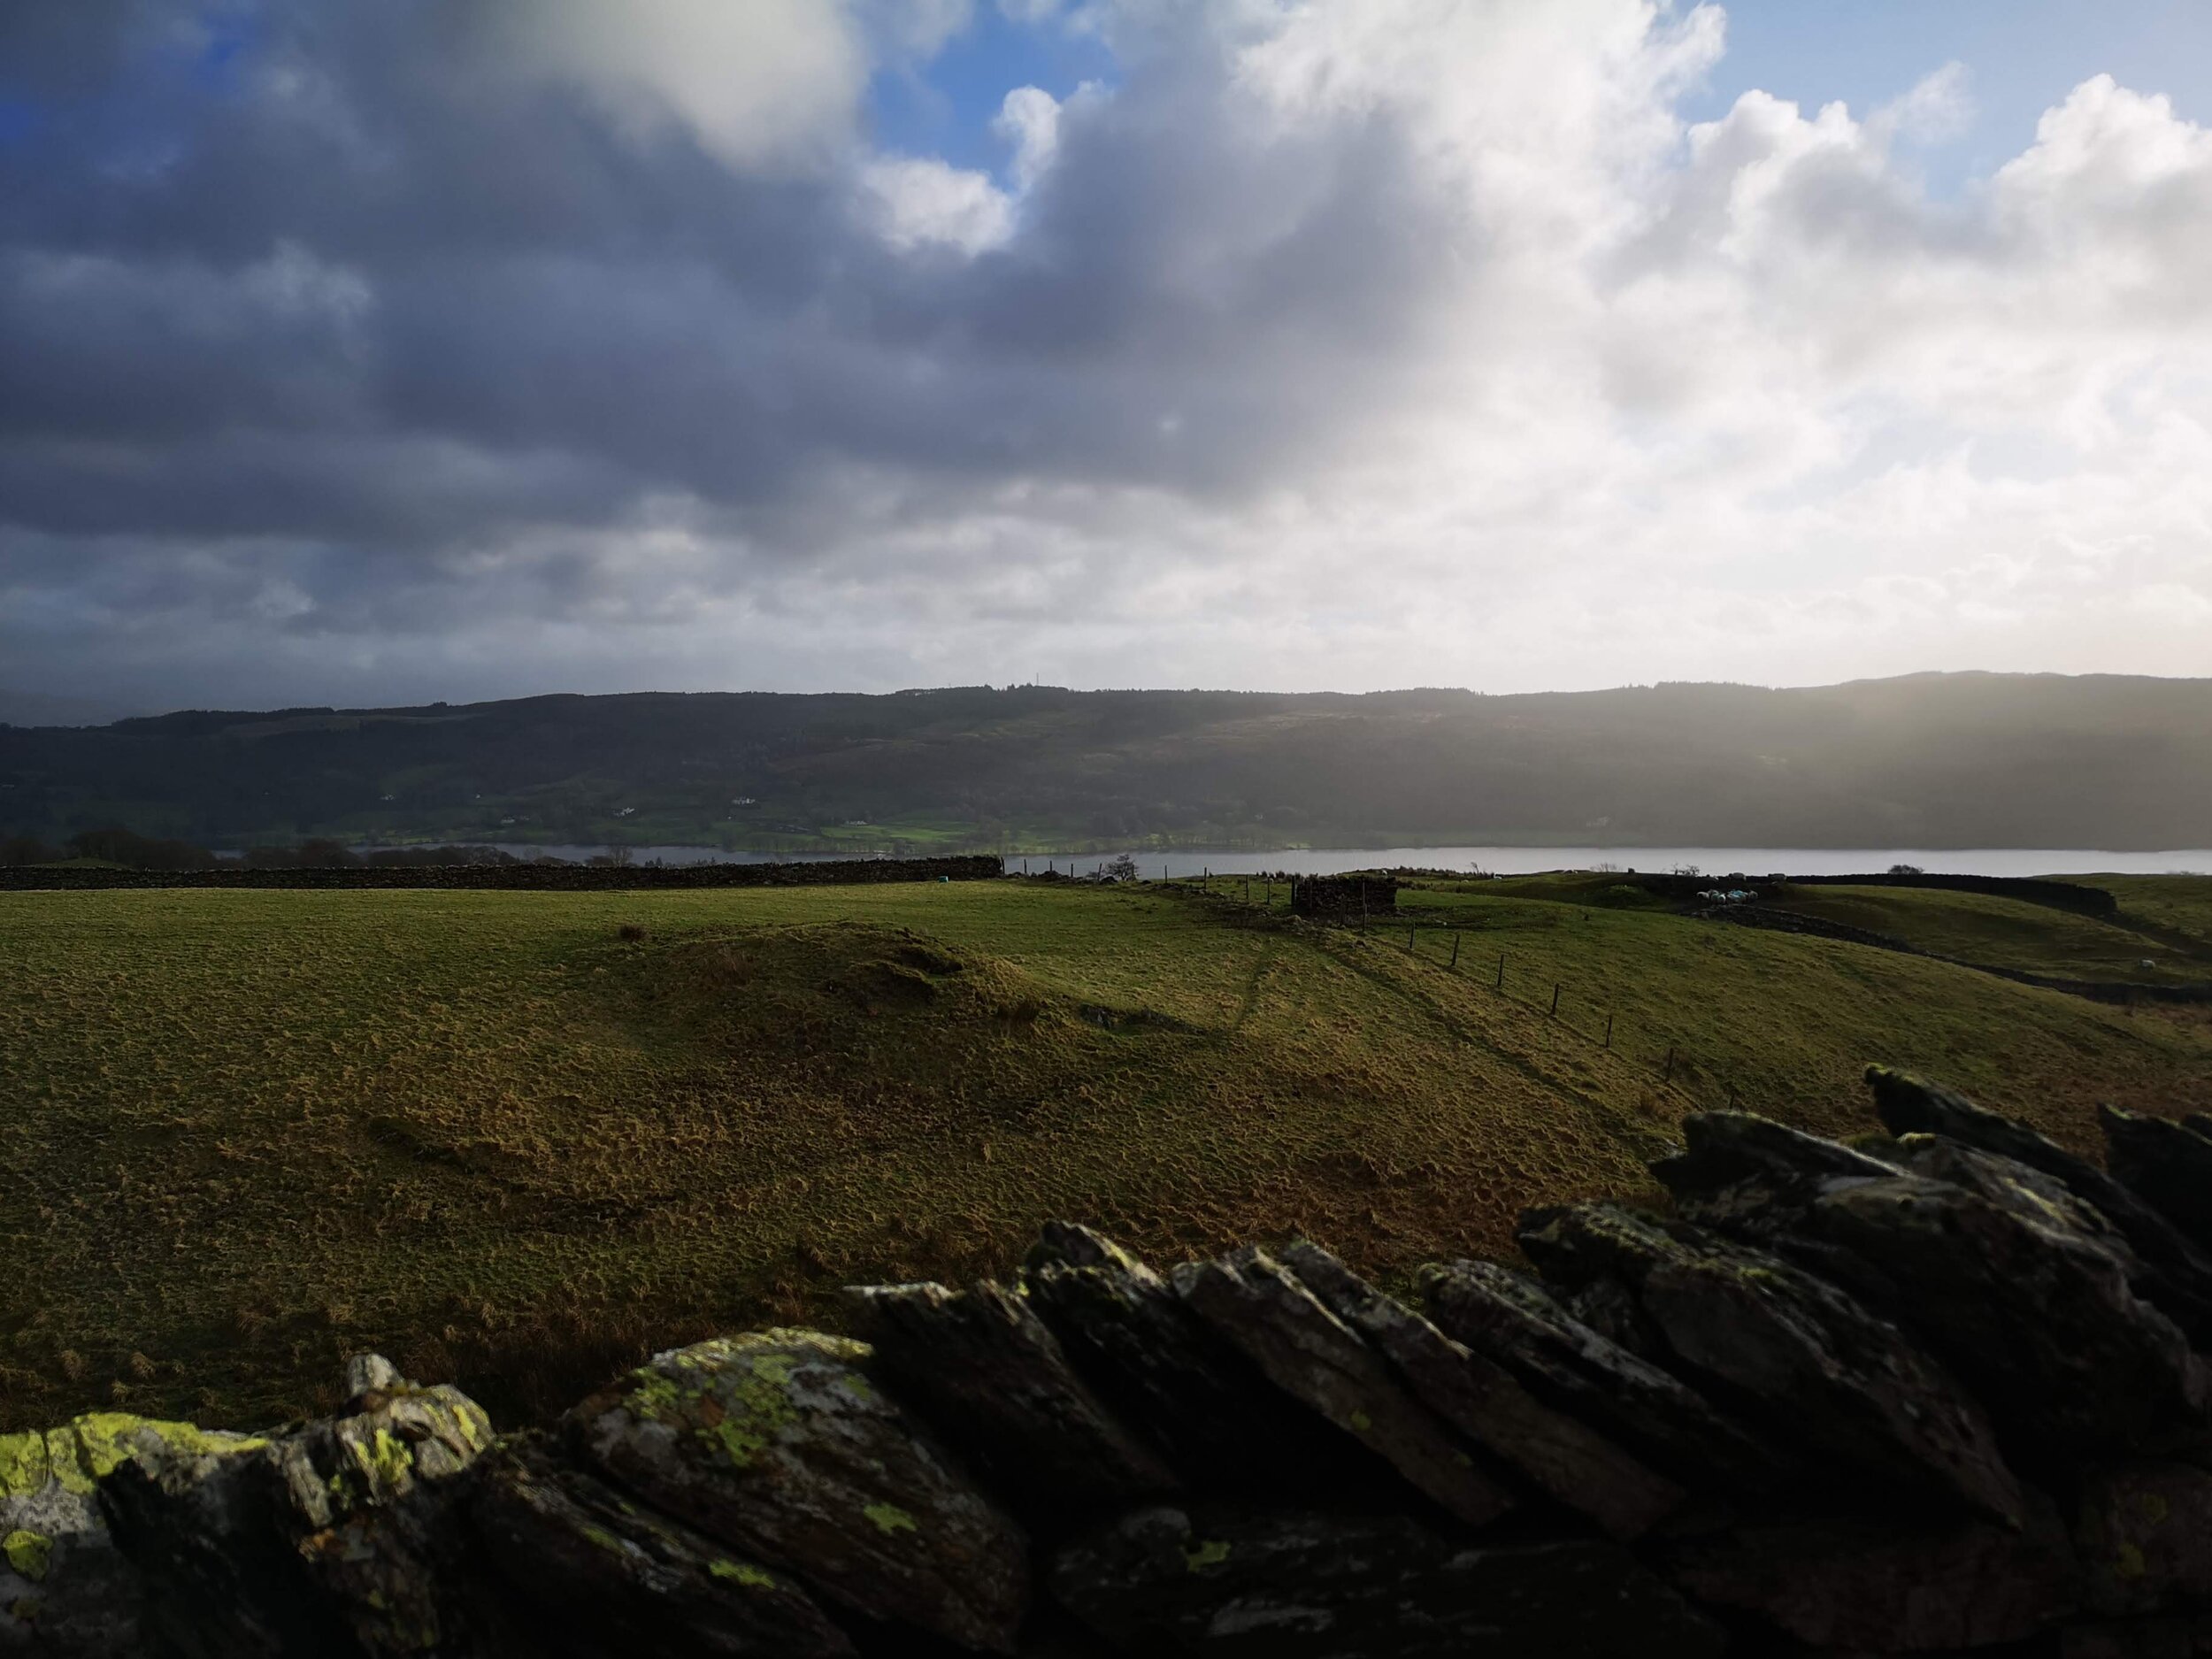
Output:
[
  {"xmin": 2102, "ymin": 875, "xmax": 2212, "ymax": 950},
  {"xmin": 5, "ymin": 878, "xmax": 2210, "ymax": 1433},
  {"xmin": 1744, "ymin": 883, "xmax": 2212, "ymax": 984}
]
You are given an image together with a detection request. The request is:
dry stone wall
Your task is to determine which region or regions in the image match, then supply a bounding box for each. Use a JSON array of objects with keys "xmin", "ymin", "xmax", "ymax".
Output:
[{"xmin": 11, "ymin": 1068, "xmax": 2212, "ymax": 1655}]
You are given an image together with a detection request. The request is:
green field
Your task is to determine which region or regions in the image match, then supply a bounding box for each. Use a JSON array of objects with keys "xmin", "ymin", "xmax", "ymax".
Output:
[{"xmin": 5, "ymin": 876, "xmax": 2210, "ymax": 1434}]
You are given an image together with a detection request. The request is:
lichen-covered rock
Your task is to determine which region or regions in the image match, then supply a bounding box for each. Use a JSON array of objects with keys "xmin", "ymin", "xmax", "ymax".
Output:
[
  {"xmin": 2077, "ymin": 1463, "xmax": 2212, "ymax": 1617},
  {"xmin": 1517, "ymin": 1203, "xmax": 2025, "ymax": 1526},
  {"xmin": 93, "ymin": 1360, "xmax": 495, "ymax": 1659},
  {"xmin": 1171, "ymin": 1247, "xmax": 1516, "ymax": 1526},
  {"xmin": 466, "ymin": 1437, "xmax": 856, "ymax": 1657},
  {"xmin": 841, "ymin": 1279, "xmax": 1177, "ymax": 1517},
  {"xmin": 0, "ymin": 1416, "xmax": 223, "ymax": 1656},
  {"xmin": 1867, "ymin": 1067, "xmax": 2212, "ymax": 1339},
  {"xmin": 96, "ymin": 1419, "xmax": 340, "ymax": 1659},
  {"xmin": 1664, "ymin": 1508, "xmax": 2078, "ymax": 1651},
  {"xmin": 1416, "ymin": 1257, "xmax": 1791, "ymax": 1497},
  {"xmin": 250, "ymin": 1360, "xmax": 495, "ymax": 1658},
  {"xmin": 1275, "ymin": 1241, "xmax": 1682, "ymax": 1540},
  {"xmin": 1020, "ymin": 1224, "xmax": 1380, "ymax": 1495},
  {"xmin": 565, "ymin": 1328, "xmax": 1028, "ymax": 1653},
  {"xmin": 1050, "ymin": 1505, "xmax": 1725, "ymax": 1657},
  {"xmin": 2103, "ymin": 1108, "xmax": 2212, "ymax": 1256}
]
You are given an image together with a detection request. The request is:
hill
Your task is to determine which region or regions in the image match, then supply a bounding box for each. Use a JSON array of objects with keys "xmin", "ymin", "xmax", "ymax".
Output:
[
  {"xmin": 4, "ymin": 873, "xmax": 2208, "ymax": 1433},
  {"xmin": 3, "ymin": 671, "xmax": 2210, "ymax": 852}
]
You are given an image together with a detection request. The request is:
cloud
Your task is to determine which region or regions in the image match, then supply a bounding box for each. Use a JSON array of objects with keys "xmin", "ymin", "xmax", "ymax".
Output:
[
  {"xmin": 993, "ymin": 85, "xmax": 1063, "ymax": 191},
  {"xmin": 0, "ymin": 0, "xmax": 2208, "ymax": 710},
  {"xmin": 491, "ymin": 0, "xmax": 868, "ymax": 173},
  {"xmin": 861, "ymin": 153, "xmax": 1015, "ymax": 253}
]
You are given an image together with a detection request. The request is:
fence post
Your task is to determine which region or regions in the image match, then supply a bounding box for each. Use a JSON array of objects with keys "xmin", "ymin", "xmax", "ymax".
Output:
[
  {"xmin": 1663, "ymin": 1046, "xmax": 1675, "ymax": 1082},
  {"xmin": 1603, "ymin": 1012, "xmax": 1613, "ymax": 1048},
  {"xmin": 1449, "ymin": 933, "xmax": 1461, "ymax": 969},
  {"xmin": 1495, "ymin": 953, "xmax": 1505, "ymax": 989},
  {"xmin": 1549, "ymin": 982, "xmax": 1561, "ymax": 1017}
]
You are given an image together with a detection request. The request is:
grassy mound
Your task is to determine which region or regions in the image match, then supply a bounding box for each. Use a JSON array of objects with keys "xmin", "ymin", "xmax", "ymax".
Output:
[{"xmin": 4, "ymin": 879, "xmax": 2208, "ymax": 1432}]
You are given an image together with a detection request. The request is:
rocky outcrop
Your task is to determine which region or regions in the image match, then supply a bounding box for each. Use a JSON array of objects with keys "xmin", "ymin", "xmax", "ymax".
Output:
[{"xmin": 19, "ymin": 1067, "xmax": 2212, "ymax": 1655}]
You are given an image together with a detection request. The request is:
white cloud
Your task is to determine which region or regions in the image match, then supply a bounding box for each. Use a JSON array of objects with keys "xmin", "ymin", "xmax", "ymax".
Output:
[
  {"xmin": 860, "ymin": 154, "xmax": 1015, "ymax": 254},
  {"xmin": 497, "ymin": 0, "xmax": 868, "ymax": 172},
  {"xmin": 993, "ymin": 85, "xmax": 1062, "ymax": 191}
]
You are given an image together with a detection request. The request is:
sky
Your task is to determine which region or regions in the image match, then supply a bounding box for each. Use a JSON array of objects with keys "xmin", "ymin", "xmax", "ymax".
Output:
[{"xmin": 2, "ymin": 1, "xmax": 2208, "ymax": 714}]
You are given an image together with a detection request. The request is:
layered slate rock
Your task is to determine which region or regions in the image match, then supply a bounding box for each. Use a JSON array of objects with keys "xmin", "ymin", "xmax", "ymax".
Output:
[
  {"xmin": 1415, "ymin": 1257, "xmax": 1791, "ymax": 1496},
  {"xmin": 1171, "ymin": 1246, "xmax": 1517, "ymax": 1526},
  {"xmin": 1517, "ymin": 1202, "xmax": 2026, "ymax": 1526},
  {"xmin": 565, "ymin": 1327, "xmax": 1028, "ymax": 1653},
  {"xmin": 841, "ymin": 1279, "xmax": 1178, "ymax": 1517},
  {"xmin": 2103, "ymin": 1107, "xmax": 2212, "ymax": 1256},
  {"xmin": 1663, "ymin": 1114, "xmax": 2209, "ymax": 1458},
  {"xmin": 1050, "ymin": 1505, "xmax": 1725, "ymax": 1658},
  {"xmin": 1651, "ymin": 1110, "xmax": 1905, "ymax": 1203},
  {"xmin": 2077, "ymin": 1463, "xmax": 2212, "ymax": 1617},
  {"xmin": 1665, "ymin": 1509, "xmax": 2080, "ymax": 1651},
  {"xmin": 467, "ymin": 1437, "xmax": 856, "ymax": 1657},
  {"xmin": 1021, "ymin": 1223, "xmax": 1382, "ymax": 1494},
  {"xmin": 1868, "ymin": 1066, "xmax": 2212, "ymax": 1338},
  {"xmin": 1275, "ymin": 1240, "xmax": 1683, "ymax": 1540}
]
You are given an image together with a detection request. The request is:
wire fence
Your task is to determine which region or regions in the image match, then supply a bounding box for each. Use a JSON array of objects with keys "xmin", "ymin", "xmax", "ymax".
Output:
[{"xmin": 1138, "ymin": 868, "xmax": 1734, "ymax": 1107}]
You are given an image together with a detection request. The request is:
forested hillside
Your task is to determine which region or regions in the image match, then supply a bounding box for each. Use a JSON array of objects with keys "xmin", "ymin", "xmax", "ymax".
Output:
[{"xmin": 2, "ymin": 672, "xmax": 2208, "ymax": 852}]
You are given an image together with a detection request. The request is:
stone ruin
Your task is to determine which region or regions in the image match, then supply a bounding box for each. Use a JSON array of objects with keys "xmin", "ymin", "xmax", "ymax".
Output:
[
  {"xmin": 1287, "ymin": 876, "xmax": 1399, "ymax": 925},
  {"xmin": 11, "ymin": 1067, "xmax": 2212, "ymax": 1655}
]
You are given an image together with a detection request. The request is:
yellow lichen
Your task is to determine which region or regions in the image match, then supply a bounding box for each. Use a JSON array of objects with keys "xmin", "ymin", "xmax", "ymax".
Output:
[
  {"xmin": 2, "ymin": 1531, "xmax": 50, "ymax": 1583},
  {"xmin": 863, "ymin": 1502, "xmax": 918, "ymax": 1536},
  {"xmin": 710, "ymin": 1558, "xmax": 777, "ymax": 1588},
  {"xmin": 0, "ymin": 1435, "xmax": 48, "ymax": 1499},
  {"xmin": 65, "ymin": 1415, "xmax": 265, "ymax": 1484},
  {"xmin": 1185, "ymin": 1539, "xmax": 1231, "ymax": 1572},
  {"xmin": 347, "ymin": 1427, "xmax": 414, "ymax": 1494},
  {"xmin": 44, "ymin": 1430, "xmax": 92, "ymax": 1496},
  {"xmin": 2116, "ymin": 1540, "xmax": 2147, "ymax": 1580}
]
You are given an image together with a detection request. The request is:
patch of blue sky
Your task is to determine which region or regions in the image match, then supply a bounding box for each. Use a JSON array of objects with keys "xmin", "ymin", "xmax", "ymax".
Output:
[
  {"xmin": 1681, "ymin": 0, "xmax": 2211, "ymax": 192},
  {"xmin": 187, "ymin": 9, "xmax": 258, "ymax": 93},
  {"xmin": 865, "ymin": 4, "xmax": 1115, "ymax": 180},
  {"xmin": 0, "ymin": 97, "xmax": 40, "ymax": 147}
]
